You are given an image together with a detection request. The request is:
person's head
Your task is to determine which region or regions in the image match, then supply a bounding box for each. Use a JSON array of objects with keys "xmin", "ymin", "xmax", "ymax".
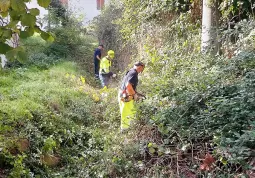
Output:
[
  {"xmin": 134, "ymin": 61, "xmax": 145, "ymax": 73},
  {"xmin": 107, "ymin": 50, "xmax": 115, "ymax": 59},
  {"xmin": 98, "ymin": 44, "xmax": 104, "ymax": 50}
]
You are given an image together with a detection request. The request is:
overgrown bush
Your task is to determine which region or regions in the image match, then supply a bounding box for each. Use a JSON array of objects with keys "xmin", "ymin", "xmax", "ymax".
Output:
[
  {"xmin": 45, "ymin": 13, "xmax": 95, "ymax": 60},
  {"xmin": 92, "ymin": 0, "xmax": 255, "ymax": 177},
  {"xmin": 27, "ymin": 53, "xmax": 60, "ymax": 69},
  {"xmin": 134, "ymin": 17, "xmax": 255, "ymax": 177},
  {"xmin": 0, "ymin": 61, "xmax": 109, "ymax": 177}
]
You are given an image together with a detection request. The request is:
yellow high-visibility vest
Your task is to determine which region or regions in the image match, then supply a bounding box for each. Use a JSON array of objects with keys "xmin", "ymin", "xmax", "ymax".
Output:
[{"xmin": 100, "ymin": 57, "xmax": 111, "ymax": 74}]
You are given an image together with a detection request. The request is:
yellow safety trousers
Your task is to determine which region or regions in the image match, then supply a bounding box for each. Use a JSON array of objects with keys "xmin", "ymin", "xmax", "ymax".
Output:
[{"xmin": 118, "ymin": 96, "xmax": 136, "ymax": 130}]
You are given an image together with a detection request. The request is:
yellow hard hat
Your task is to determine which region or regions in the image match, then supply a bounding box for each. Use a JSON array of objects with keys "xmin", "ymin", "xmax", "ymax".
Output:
[{"xmin": 107, "ymin": 50, "xmax": 115, "ymax": 58}]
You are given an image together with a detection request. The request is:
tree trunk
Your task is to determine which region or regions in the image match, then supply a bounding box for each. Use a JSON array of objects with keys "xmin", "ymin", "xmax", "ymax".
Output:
[
  {"xmin": 201, "ymin": 0, "xmax": 221, "ymax": 54},
  {"xmin": 1, "ymin": 55, "xmax": 7, "ymax": 68},
  {"xmin": 201, "ymin": 0, "xmax": 213, "ymax": 53}
]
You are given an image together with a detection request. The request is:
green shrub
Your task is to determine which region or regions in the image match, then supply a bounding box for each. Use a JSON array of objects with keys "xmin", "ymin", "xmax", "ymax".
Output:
[
  {"xmin": 0, "ymin": 61, "xmax": 105, "ymax": 177},
  {"xmin": 44, "ymin": 19, "xmax": 95, "ymax": 62},
  {"xmin": 21, "ymin": 35, "xmax": 47, "ymax": 56},
  {"xmin": 28, "ymin": 53, "xmax": 61, "ymax": 69}
]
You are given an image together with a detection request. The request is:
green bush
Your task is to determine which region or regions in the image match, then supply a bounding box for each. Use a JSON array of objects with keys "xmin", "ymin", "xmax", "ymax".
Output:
[
  {"xmin": 21, "ymin": 35, "xmax": 47, "ymax": 56},
  {"xmin": 45, "ymin": 18, "xmax": 95, "ymax": 61},
  {"xmin": 28, "ymin": 53, "xmax": 60, "ymax": 69},
  {"xmin": 133, "ymin": 18, "xmax": 255, "ymax": 176},
  {"xmin": 0, "ymin": 61, "xmax": 106, "ymax": 177}
]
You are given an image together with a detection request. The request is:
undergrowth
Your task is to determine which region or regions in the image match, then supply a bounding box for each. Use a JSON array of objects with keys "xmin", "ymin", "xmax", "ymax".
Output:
[
  {"xmin": 0, "ymin": 61, "xmax": 112, "ymax": 177},
  {"xmin": 1, "ymin": 0, "xmax": 255, "ymax": 177},
  {"xmin": 92, "ymin": 1, "xmax": 255, "ymax": 177}
]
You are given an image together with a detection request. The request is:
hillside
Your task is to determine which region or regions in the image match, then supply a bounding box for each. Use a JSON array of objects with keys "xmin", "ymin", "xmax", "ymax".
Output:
[{"xmin": 0, "ymin": 0, "xmax": 255, "ymax": 177}]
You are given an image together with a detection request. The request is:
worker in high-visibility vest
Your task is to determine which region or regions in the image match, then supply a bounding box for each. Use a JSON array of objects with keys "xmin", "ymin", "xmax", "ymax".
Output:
[
  {"xmin": 118, "ymin": 62, "xmax": 145, "ymax": 131},
  {"xmin": 99, "ymin": 50, "xmax": 116, "ymax": 88}
]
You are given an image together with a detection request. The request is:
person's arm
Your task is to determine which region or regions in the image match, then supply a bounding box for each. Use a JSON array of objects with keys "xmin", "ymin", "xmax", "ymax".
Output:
[
  {"xmin": 126, "ymin": 82, "xmax": 145, "ymax": 101},
  {"xmin": 126, "ymin": 82, "xmax": 140, "ymax": 101},
  {"xmin": 95, "ymin": 49, "xmax": 101, "ymax": 61},
  {"xmin": 126, "ymin": 82, "xmax": 136, "ymax": 96},
  {"xmin": 96, "ymin": 55, "xmax": 101, "ymax": 61}
]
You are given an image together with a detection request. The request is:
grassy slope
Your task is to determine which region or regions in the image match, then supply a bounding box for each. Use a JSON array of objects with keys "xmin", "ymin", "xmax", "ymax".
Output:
[
  {"xmin": 0, "ymin": 62, "xmax": 81, "ymax": 121},
  {"xmin": 0, "ymin": 61, "xmax": 118, "ymax": 177}
]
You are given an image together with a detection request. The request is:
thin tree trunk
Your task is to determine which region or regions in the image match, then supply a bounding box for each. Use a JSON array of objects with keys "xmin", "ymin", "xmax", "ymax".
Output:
[
  {"xmin": 201, "ymin": 0, "xmax": 221, "ymax": 55},
  {"xmin": 201, "ymin": 0, "xmax": 212, "ymax": 53},
  {"xmin": 1, "ymin": 55, "xmax": 7, "ymax": 68}
]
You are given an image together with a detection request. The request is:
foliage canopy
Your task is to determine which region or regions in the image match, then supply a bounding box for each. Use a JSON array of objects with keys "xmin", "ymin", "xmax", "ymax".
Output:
[{"xmin": 0, "ymin": 0, "xmax": 52, "ymax": 63}]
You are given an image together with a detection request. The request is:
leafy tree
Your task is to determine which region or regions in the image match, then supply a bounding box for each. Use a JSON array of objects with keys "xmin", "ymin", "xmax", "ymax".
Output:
[
  {"xmin": 0, "ymin": 0, "xmax": 52, "ymax": 63},
  {"xmin": 48, "ymin": 0, "xmax": 68, "ymax": 28}
]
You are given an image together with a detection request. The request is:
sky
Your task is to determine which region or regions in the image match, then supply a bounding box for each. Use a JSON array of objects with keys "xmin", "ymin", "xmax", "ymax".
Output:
[
  {"xmin": 26, "ymin": 0, "xmax": 108, "ymax": 24},
  {"xmin": 26, "ymin": 0, "xmax": 48, "ymax": 17},
  {"xmin": 69, "ymin": 0, "xmax": 101, "ymax": 24}
]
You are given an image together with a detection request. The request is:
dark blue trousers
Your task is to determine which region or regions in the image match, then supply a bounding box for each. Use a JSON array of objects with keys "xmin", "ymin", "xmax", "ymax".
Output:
[{"xmin": 94, "ymin": 59, "xmax": 100, "ymax": 76}]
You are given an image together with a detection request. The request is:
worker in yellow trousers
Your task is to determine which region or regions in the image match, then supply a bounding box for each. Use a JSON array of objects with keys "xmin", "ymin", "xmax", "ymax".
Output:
[{"xmin": 118, "ymin": 62, "xmax": 145, "ymax": 131}]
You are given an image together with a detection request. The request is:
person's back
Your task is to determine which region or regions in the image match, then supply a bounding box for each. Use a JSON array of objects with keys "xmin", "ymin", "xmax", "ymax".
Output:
[
  {"xmin": 100, "ymin": 57, "xmax": 111, "ymax": 74},
  {"xmin": 94, "ymin": 48, "xmax": 101, "ymax": 60},
  {"xmin": 120, "ymin": 68, "xmax": 138, "ymax": 91},
  {"xmin": 99, "ymin": 50, "xmax": 115, "ymax": 88}
]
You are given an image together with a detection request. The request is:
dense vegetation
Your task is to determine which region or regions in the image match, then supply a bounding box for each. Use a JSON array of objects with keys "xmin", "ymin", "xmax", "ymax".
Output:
[
  {"xmin": 93, "ymin": 0, "xmax": 255, "ymax": 177},
  {"xmin": 0, "ymin": 0, "xmax": 255, "ymax": 177}
]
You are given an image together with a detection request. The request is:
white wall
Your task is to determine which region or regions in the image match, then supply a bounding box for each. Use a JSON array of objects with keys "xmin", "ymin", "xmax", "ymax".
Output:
[
  {"xmin": 27, "ymin": 0, "xmax": 109, "ymax": 25},
  {"xmin": 69, "ymin": 0, "xmax": 109, "ymax": 24}
]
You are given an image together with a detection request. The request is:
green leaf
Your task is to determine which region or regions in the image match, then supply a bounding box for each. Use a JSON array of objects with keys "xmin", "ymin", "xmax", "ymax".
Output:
[
  {"xmin": 148, "ymin": 142, "xmax": 153, "ymax": 148},
  {"xmin": 34, "ymin": 26, "xmax": 41, "ymax": 33},
  {"xmin": 17, "ymin": 50, "xmax": 27, "ymax": 63},
  {"xmin": 10, "ymin": 0, "xmax": 26, "ymax": 12},
  {"xmin": 21, "ymin": 13, "xmax": 36, "ymax": 27},
  {"xmin": 30, "ymin": 8, "xmax": 40, "ymax": 16},
  {"xmin": 5, "ymin": 47, "xmax": 27, "ymax": 62},
  {"xmin": 25, "ymin": 27, "xmax": 35, "ymax": 36},
  {"xmin": 220, "ymin": 157, "xmax": 228, "ymax": 165},
  {"xmin": 148, "ymin": 147, "xmax": 155, "ymax": 154},
  {"xmin": 40, "ymin": 31, "xmax": 50, "ymax": 40},
  {"xmin": 0, "ymin": 11, "xmax": 9, "ymax": 17},
  {"xmin": 20, "ymin": 27, "xmax": 34, "ymax": 39},
  {"xmin": 0, "ymin": 42, "xmax": 12, "ymax": 54},
  {"xmin": 7, "ymin": 20, "xmax": 19, "ymax": 28},
  {"xmin": 0, "ymin": 0, "xmax": 11, "ymax": 12},
  {"xmin": 40, "ymin": 31, "xmax": 54, "ymax": 42},
  {"xmin": 37, "ymin": 0, "xmax": 51, "ymax": 8},
  {"xmin": 47, "ymin": 35, "xmax": 54, "ymax": 42},
  {"xmin": 20, "ymin": 31, "xmax": 30, "ymax": 38},
  {"xmin": 9, "ymin": 10, "xmax": 21, "ymax": 20},
  {"xmin": 5, "ymin": 49, "xmax": 17, "ymax": 61},
  {"xmin": 2, "ymin": 29, "xmax": 12, "ymax": 39}
]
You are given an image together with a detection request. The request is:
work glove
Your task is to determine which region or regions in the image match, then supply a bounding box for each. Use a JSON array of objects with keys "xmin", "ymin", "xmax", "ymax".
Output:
[
  {"xmin": 137, "ymin": 93, "xmax": 146, "ymax": 100},
  {"xmin": 133, "ymin": 93, "xmax": 139, "ymax": 101},
  {"xmin": 134, "ymin": 93, "xmax": 146, "ymax": 101},
  {"xmin": 108, "ymin": 72, "xmax": 113, "ymax": 77}
]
